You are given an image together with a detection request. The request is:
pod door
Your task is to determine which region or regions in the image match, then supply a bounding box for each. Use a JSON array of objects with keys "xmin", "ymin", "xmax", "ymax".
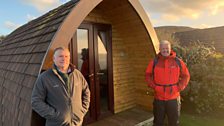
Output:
[{"xmin": 69, "ymin": 23, "xmax": 113, "ymax": 123}]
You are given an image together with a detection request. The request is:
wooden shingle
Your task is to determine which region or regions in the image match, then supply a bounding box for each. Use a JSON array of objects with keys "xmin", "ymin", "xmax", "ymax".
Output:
[
  {"xmin": 0, "ymin": 62, "xmax": 9, "ymax": 70},
  {"xmin": 29, "ymin": 53, "xmax": 45, "ymax": 64},
  {"xmin": 5, "ymin": 71, "xmax": 25, "ymax": 84},
  {"xmin": 25, "ymin": 64, "xmax": 41, "ymax": 76},
  {"xmin": 32, "ymin": 43, "xmax": 50, "ymax": 53},
  {"xmin": 3, "ymin": 79, "xmax": 19, "ymax": 94},
  {"xmin": 7, "ymin": 63, "xmax": 28, "ymax": 73},
  {"xmin": 22, "ymin": 75, "xmax": 37, "ymax": 88}
]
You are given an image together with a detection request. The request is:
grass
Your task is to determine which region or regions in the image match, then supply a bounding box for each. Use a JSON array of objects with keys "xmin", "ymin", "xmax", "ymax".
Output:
[
  {"xmin": 139, "ymin": 112, "xmax": 224, "ymax": 126},
  {"xmin": 180, "ymin": 113, "xmax": 224, "ymax": 126}
]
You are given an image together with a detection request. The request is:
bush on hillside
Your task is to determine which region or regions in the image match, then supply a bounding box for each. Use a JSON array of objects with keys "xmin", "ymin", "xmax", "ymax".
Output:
[
  {"xmin": 0, "ymin": 35, "xmax": 6, "ymax": 42},
  {"xmin": 172, "ymin": 41, "xmax": 224, "ymax": 114}
]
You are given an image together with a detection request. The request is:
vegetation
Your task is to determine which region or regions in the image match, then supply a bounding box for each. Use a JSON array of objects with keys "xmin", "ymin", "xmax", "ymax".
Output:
[
  {"xmin": 0, "ymin": 35, "xmax": 6, "ymax": 42},
  {"xmin": 180, "ymin": 113, "xmax": 224, "ymax": 126},
  {"xmin": 141, "ymin": 112, "xmax": 224, "ymax": 126},
  {"xmin": 172, "ymin": 41, "xmax": 224, "ymax": 114}
]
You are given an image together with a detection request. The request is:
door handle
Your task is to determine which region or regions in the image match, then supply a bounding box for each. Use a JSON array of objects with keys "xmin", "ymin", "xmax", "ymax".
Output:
[
  {"xmin": 97, "ymin": 72, "xmax": 104, "ymax": 75},
  {"xmin": 88, "ymin": 73, "xmax": 94, "ymax": 77}
]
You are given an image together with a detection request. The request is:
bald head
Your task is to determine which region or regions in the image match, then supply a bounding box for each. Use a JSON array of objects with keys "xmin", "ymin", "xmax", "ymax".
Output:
[{"xmin": 160, "ymin": 40, "xmax": 171, "ymax": 46}]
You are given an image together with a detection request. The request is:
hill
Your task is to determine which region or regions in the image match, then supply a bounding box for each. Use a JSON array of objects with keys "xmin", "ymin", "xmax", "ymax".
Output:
[
  {"xmin": 155, "ymin": 26, "xmax": 224, "ymax": 53},
  {"xmin": 174, "ymin": 26, "xmax": 224, "ymax": 53},
  {"xmin": 154, "ymin": 26, "xmax": 195, "ymax": 42}
]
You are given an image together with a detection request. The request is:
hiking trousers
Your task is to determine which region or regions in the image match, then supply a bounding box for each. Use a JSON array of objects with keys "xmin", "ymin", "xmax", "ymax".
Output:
[{"xmin": 153, "ymin": 98, "xmax": 181, "ymax": 126}]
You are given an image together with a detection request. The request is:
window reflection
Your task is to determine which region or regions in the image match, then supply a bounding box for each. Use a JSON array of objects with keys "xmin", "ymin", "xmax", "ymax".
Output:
[
  {"xmin": 77, "ymin": 29, "xmax": 90, "ymax": 87},
  {"xmin": 98, "ymin": 35, "xmax": 107, "ymax": 70},
  {"xmin": 77, "ymin": 29, "xmax": 89, "ymax": 70},
  {"xmin": 98, "ymin": 31, "xmax": 108, "ymax": 114}
]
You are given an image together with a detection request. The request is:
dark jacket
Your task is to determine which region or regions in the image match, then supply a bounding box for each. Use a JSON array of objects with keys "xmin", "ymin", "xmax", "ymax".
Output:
[
  {"xmin": 145, "ymin": 51, "xmax": 190, "ymax": 100},
  {"xmin": 31, "ymin": 65, "xmax": 90, "ymax": 126}
]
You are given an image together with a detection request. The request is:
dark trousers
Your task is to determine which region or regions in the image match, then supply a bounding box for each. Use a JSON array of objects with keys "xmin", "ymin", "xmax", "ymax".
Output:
[{"xmin": 153, "ymin": 98, "xmax": 181, "ymax": 126}]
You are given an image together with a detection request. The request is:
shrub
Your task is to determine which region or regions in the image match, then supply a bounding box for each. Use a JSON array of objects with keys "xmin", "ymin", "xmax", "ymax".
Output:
[{"xmin": 172, "ymin": 41, "xmax": 224, "ymax": 114}]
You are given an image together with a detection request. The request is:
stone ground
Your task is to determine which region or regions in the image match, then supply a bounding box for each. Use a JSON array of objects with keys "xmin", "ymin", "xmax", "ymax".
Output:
[{"xmin": 86, "ymin": 106, "xmax": 153, "ymax": 126}]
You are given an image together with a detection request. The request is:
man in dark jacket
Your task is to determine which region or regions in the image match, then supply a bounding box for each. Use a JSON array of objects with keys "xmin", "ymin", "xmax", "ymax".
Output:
[
  {"xmin": 31, "ymin": 47, "xmax": 90, "ymax": 126},
  {"xmin": 145, "ymin": 40, "xmax": 190, "ymax": 126}
]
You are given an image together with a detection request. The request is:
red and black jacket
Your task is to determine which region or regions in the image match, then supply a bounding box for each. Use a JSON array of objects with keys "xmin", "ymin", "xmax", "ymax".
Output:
[{"xmin": 145, "ymin": 51, "xmax": 190, "ymax": 100}]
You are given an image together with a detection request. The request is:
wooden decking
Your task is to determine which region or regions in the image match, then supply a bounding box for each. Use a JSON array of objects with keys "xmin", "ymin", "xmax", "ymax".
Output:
[{"xmin": 87, "ymin": 106, "xmax": 153, "ymax": 126}]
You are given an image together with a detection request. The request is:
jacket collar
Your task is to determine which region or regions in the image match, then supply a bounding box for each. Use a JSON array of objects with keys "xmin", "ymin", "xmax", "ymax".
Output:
[
  {"xmin": 52, "ymin": 64, "xmax": 76, "ymax": 75},
  {"xmin": 157, "ymin": 50, "xmax": 176, "ymax": 60}
]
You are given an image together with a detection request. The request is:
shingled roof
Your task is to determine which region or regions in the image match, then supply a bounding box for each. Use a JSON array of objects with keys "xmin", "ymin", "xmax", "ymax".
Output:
[{"xmin": 0, "ymin": 0, "xmax": 79, "ymax": 125}]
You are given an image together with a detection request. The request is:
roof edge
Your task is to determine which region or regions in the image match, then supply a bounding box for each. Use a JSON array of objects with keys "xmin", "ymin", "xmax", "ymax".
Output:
[{"xmin": 128, "ymin": 0, "xmax": 159, "ymax": 54}]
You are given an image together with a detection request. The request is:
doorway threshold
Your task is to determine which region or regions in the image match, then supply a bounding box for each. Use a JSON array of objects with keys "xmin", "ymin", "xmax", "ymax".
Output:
[{"xmin": 86, "ymin": 106, "xmax": 153, "ymax": 126}]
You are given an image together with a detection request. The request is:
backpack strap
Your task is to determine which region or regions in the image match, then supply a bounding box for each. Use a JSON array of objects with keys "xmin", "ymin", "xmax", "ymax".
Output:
[
  {"xmin": 175, "ymin": 57, "xmax": 182, "ymax": 72},
  {"xmin": 152, "ymin": 57, "xmax": 159, "ymax": 79}
]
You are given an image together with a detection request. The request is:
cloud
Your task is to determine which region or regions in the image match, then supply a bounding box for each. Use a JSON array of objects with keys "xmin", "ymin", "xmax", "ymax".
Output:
[
  {"xmin": 210, "ymin": 1, "xmax": 224, "ymax": 15},
  {"xmin": 21, "ymin": 0, "xmax": 62, "ymax": 12},
  {"xmin": 140, "ymin": 0, "xmax": 224, "ymax": 22},
  {"xmin": 193, "ymin": 24, "xmax": 214, "ymax": 29},
  {"xmin": 161, "ymin": 14, "xmax": 181, "ymax": 22},
  {"xmin": 4, "ymin": 21, "xmax": 21, "ymax": 30}
]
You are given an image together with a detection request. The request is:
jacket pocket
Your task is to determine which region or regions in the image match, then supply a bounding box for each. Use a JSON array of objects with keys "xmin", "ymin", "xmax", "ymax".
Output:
[
  {"xmin": 49, "ymin": 110, "xmax": 68, "ymax": 123},
  {"xmin": 45, "ymin": 109, "xmax": 60, "ymax": 120}
]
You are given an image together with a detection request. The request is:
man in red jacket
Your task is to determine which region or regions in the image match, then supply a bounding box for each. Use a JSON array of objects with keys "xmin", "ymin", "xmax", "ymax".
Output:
[{"xmin": 145, "ymin": 40, "xmax": 190, "ymax": 126}]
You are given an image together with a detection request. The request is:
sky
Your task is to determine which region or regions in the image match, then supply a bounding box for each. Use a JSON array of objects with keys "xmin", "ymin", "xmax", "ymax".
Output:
[{"xmin": 1, "ymin": 0, "xmax": 224, "ymax": 36}]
